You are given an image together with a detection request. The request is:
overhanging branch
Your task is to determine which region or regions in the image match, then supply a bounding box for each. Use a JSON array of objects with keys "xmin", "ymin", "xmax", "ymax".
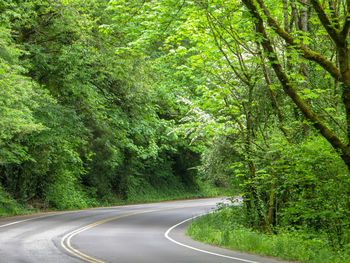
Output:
[
  {"xmin": 255, "ymin": 0, "xmax": 342, "ymax": 81},
  {"xmin": 242, "ymin": 0, "xmax": 350, "ymax": 159},
  {"xmin": 309, "ymin": 0, "xmax": 341, "ymax": 43}
]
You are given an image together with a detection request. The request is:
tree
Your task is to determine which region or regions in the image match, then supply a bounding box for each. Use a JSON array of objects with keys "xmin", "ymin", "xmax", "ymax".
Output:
[
  {"xmin": 0, "ymin": 0, "xmax": 204, "ymax": 208},
  {"xmin": 241, "ymin": 0, "xmax": 350, "ymax": 169}
]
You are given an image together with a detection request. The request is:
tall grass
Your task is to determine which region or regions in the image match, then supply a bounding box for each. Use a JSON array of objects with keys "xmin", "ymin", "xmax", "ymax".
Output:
[{"xmin": 187, "ymin": 210, "xmax": 350, "ymax": 263}]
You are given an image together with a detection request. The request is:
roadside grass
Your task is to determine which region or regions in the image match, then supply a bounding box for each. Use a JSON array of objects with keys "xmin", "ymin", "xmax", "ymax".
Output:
[
  {"xmin": 187, "ymin": 211, "xmax": 350, "ymax": 263},
  {"xmin": 0, "ymin": 181, "xmax": 228, "ymax": 218}
]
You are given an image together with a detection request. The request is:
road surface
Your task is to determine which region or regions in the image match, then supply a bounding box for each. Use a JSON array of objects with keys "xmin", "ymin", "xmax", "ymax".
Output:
[{"xmin": 0, "ymin": 198, "xmax": 286, "ymax": 263}]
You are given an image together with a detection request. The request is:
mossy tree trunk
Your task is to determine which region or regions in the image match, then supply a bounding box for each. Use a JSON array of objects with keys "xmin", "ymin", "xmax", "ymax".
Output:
[{"xmin": 242, "ymin": 0, "xmax": 350, "ymax": 170}]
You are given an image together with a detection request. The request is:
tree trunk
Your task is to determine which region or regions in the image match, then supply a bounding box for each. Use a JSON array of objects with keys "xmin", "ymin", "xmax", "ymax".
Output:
[
  {"xmin": 290, "ymin": 0, "xmax": 300, "ymax": 31},
  {"xmin": 242, "ymin": 0, "xmax": 350, "ymax": 171},
  {"xmin": 259, "ymin": 48, "xmax": 292, "ymax": 142}
]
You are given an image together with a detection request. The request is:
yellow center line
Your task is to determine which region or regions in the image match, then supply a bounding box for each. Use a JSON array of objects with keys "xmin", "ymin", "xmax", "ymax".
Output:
[{"xmin": 61, "ymin": 205, "xmax": 205, "ymax": 263}]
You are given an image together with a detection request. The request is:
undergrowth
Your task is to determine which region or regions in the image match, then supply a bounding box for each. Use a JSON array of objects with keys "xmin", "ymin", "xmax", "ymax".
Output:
[
  {"xmin": 0, "ymin": 180, "xmax": 227, "ymax": 218},
  {"xmin": 0, "ymin": 187, "xmax": 34, "ymax": 217},
  {"xmin": 187, "ymin": 207, "xmax": 350, "ymax": 263}
]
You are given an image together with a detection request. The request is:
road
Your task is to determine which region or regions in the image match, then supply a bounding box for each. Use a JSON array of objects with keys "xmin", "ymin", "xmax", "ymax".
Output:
[{"xmin": 0, "ymin": 198, "xmax": 285, "ymax": 263}]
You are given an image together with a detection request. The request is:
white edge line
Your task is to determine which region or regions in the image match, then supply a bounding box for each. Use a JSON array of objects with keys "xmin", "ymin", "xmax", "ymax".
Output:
[
  {"xmin": 0, "ymin": 213, "xmax": 64, "ymax": 228},
  {"xmin": 0, "ymin": 219, "xmax": 34, "ymax": 228},
  {"xmin": 0, "ymin": 206, "xmax": 111, "ymax": 229},
  {"xmin": 164, "ymin": 214, "xmax": 260, "ymax": 263}
]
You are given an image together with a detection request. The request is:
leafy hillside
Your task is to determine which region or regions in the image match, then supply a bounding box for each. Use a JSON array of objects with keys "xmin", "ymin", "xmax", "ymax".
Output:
[{"xmin": 0, "ymin": 0, "xmax": 211, "ymax": 212}]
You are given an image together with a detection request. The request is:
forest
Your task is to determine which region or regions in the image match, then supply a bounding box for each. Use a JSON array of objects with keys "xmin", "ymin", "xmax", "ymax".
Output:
[{"xmin": 1, "ymin": 0, "xmax": 350, "ymax": 262}]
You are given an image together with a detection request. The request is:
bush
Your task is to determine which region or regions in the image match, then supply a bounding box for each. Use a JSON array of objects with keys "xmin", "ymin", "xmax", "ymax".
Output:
[
  {"xmin": 0, "ymin": 187, "xmax": 32, "ymax": 217},
  {"xmin": 46, "ymin": 170, "xmax": 96, "ymax": 210}
]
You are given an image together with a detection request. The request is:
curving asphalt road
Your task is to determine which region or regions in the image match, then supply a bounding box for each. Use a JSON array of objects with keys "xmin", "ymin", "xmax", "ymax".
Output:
[{"xmin": 0, "ymin": 198, "xmax": 287, "ymax": 263}]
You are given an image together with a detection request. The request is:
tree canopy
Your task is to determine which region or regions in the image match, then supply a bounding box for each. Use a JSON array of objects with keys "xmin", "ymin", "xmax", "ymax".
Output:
[{"xmin": 1, "ymin": 0, "xmax": 349, "ymax": 256}]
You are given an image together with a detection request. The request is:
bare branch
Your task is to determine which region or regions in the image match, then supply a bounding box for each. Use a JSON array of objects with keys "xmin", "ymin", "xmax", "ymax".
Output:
[{"xmin": 206, "ymin": 14, "xmax": 252, "ymax": 87}]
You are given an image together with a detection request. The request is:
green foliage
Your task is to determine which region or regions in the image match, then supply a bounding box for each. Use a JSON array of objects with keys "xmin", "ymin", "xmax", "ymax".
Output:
[
  {"xmin": 273, "ymin": 137, "xmax": 350, "ymax": 247},
  {"xmin": 47, "ymin": 169, "xmax": 95, "ymax": 210},
  {"xmin": 188, "ymin": 208, "xmax": 350, "ymax": 263},
  {"xmin": 0, "ymin": 0, "xmax": 211, "ymax": 215},
  {"xmin": 0, "ymin": 25, "xmax": 45, "ymax": 162},
  {"xmin": 1, "ymin": 2, "xmax": 349, "ymax": 262},
  {"xmin": 102, "ymin": 1, "xmax": 350, "ymax": 256},
  {"xmin": 199, "ymin": 135, "xmax": 242, "ymax": 189},
  {"xmin": 0, "ymin": 186, "xmax": 33, "ymax": 217}
]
